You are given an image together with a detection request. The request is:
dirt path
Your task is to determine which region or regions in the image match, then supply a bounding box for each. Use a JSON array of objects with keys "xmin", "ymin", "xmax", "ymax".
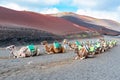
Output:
[{"xmin": 0, "ymin": 36, "xmax": 119, "ymax": 80}]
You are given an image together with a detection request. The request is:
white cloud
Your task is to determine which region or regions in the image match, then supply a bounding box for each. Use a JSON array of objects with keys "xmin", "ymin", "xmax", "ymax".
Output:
[
  {"xmin": 39, "ymin": 0, "xmax": 60, "ymax": 6},
  {"xmin": 19, "ymin": 0, "xmax": 60, "ymax": 6},
  {"xmin": 72, "ymin": 0, "xmax": 99, "ymax": 8},
  {"xmin": 0, "ymin": 3, "xmax": 29, "ymax": 11},
  {"xmin": 39, "ymin": 8, "xmax": 60, "ymax": 14},
  {"xmin": 21, "ymin": 0, "xmax": 39, "ymax": 3},
  {"xmin": 76, "ymin": 9, "xmax": 120, "ymax": 21},
  {"xmin": 15, "ymin": 0, "xmax": 39, "ymax": 3}
]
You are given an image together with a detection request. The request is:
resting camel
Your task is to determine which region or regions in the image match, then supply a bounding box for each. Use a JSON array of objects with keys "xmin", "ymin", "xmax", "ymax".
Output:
[
  {"xmin": 62, "ymin": 39, "xmax": 78, "ymax": 50},
  {"xmin": 74, "ymin": 41, "xmax": 98, "ymax": 60},
  {"xmin": 94, "ymin": 43, "xmax": 102, "ymax": 54},
  {"xmin": 108, "ymin": 40, "xmax": 116, "ymax": 48},
  {"xmin": 6, "ymin": 45, "xmax": 40, "ymax": 58},
  {"xmin": 41, "ymin": 41, "xmax": 65, "ymax": 54},
  {"xmin": 74, "ymin": 45, "xmax": 88, "ymax": 60}
]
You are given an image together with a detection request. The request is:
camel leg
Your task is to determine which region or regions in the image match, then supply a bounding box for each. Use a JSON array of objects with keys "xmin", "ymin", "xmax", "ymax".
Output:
[
  {"xmin": 46, "ymin": 51, "xmax": 53, "ymax": 54},
  {"xmin": 74, "ymin": 50, "xmax": 81, "ymax": 60},
  {"xmin": 80, "ymin": 48, "xmax": 86, "ymax": 60},
  {"xmin": 36, "ymin": 48, "xmax": 40, "ymax": 56},
  {"xmin": 61, "ymin": 47, "xmax": 65, "ymax": 53},
  {"xmin": 74, "ymin": 56, "xmax": 80, "ymax": 60},
  {"xmin": 101, "ymin": 48, "xmax": 105, "ymax": 53}
]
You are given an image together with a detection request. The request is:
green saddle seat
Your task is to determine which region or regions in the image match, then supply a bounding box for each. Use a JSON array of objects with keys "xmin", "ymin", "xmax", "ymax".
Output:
[
  {"xmin": 53, "ymin": 41, "xmax": 61, "ymax": 48},
  {"xmin": 89, "ymin": 46, "xmax": 95, "ymax": 52},
  {"xmin": 78, "ymin": 45, "xmax": 82, "ymax": 50},
  {"xmin": 96, "ymin": 42, "xmax": 100, "ymax": 48},
  {"xmin": 27, "ymin": 45, "xmax": 35, "ymax": 53},
  {"xmin": 75, "ymin": 41, "xmax": 81, "ymax": 46}
]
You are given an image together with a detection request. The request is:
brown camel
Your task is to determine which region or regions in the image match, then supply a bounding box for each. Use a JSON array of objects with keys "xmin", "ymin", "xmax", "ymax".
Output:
[
  {"xmin": 74, "ymin": 45, "xmax": 88, "ymax": 60},
  {"xmin": 41, "ymin": 41, "xmax": 65, "ymax": 54}
]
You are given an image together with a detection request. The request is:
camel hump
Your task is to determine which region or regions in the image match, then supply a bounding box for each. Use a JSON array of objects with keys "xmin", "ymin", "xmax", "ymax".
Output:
[{"xmin": 53, "ymin": 41, "xmax": 61, "ymax": 48}]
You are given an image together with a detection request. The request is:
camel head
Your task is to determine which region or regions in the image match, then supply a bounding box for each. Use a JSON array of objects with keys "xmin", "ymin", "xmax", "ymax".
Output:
[
  {"xmin": 68, "ymin": 42, "xmax": 77, "ymax": 50},
  {"xmin": 6, "ymin": 45, "xmax": 16, "ymax": 51},
  {"xmin": 41, "ymin": 41, "xmax": 48, "ymax": 45},
  {"xmin": 63, "ymin": 39, "xmax": 68, "ymax": 44},
  {"xmin": 6, "ymin": 45, "xmax": 18, "ymax": 58}
]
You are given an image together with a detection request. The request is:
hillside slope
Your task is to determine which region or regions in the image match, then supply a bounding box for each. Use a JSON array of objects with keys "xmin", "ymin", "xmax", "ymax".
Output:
[
  {"xmin": 0, "ymin": 7, "xmax": 88, "ymax": 36},
  {"xmin": 51, "ymin": 12, "xmax": 120, "ymax": 36}
]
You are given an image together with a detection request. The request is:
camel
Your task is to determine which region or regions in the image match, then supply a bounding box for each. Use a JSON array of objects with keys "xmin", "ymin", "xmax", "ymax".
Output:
[
  {"xmin": 74, "ymin": 41, "xmax": 99, "ymax": 60},
  {"xmin": 74, "ymin": 45, "xmax": 88, "ymax": 60},
  {"xmin": 99, "ymin": 40, "xmax": 109, "ymax": 52},
  {"xmin": 68, "ymin": 42, "xmax": 77, "ymax": 50},
  {"xmin": 62, "ymin": 39, "xmax": 76, "ymax": 50},
  {"xmin": 62, "ymin": 39, "xmax": 83, "ymax": 51},
  {"xmin": 108, "ymin": 40, "xmax": 117, "ymax": 48},
  {"xmin": 93, "ymin": 42, "xmax": 102, "ymax": 54},
  {"xmin": 84, "ymin": 41, "xmax": 97, "ymax": 55},
  {"xmin": 62, "ymin": 39, "xmax": 69, "ymax": 50},
  {"xmin": 41, "ymin": 41, "xmax": 65, "ymax": 54},
  {"xmin": 6, "ymin": 45, "xmax": 40, "ymax": 58}
]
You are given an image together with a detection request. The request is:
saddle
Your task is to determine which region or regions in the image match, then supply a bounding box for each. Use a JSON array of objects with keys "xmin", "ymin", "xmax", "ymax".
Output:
[
  {"xmin": 75, "ymin": 41, "xmax": 81, "ymax": 46},
  {"xmin": 27, "ymin": 45, "xmax": 36, "ymax": 55},
  {"xmin": 89, "ymin": 46, "xmax": 95, "ymax": 52},
  {"xmin": 95, "ymin": 42, "xmax": 101, "ymax": 49},
  {"xmin": 53, "ymin": 41, "xmax": 61, "ymax": 49}
]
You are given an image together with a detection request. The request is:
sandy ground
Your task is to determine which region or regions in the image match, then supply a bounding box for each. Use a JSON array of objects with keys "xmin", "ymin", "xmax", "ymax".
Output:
[{"xmin": 0, "ymin": 36, "xmax": 119, "ymax": 80}]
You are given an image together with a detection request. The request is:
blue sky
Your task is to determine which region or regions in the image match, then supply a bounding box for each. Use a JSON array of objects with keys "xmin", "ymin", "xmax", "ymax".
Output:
[{"xmin": 0, "ymin": 0, "xmax": 120, "ymax": 22}]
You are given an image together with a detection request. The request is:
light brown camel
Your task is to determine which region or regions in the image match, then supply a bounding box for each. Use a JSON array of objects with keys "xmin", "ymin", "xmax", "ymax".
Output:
[
  {"xmin": 62, "ymin": 39, "xmax": 76, "ymax": 50},
  {"xmin": 41, "ymin": 41, "xmax": 65, "ymax": 54},
  {"xmin": 6, "ymin": 45, "xmax": 40, "ymax": 58},
  {"xmin": 74, "ymin": 45, "xmax": 88, "ymax": 60},
  {"xmin": 74, "ymin": 42, "xmax": 97, "ymax": 60}
]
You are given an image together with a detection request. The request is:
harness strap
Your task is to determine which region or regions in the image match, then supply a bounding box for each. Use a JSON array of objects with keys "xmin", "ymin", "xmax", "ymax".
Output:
[{"xmin": 84, "ymin": 45, "xmax": 89, "ymax": 52}]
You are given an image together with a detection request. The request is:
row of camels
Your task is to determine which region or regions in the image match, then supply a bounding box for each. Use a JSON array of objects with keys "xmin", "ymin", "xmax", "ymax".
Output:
[{"xmin": 6, "ymin": 38, "xmax": 117, "ymax": 59}]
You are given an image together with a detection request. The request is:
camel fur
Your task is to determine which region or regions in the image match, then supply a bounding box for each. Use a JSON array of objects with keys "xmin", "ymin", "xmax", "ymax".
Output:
[
  {"xmin": 6, "ymin": 45, "xmax": 40, "ymax": 58},
  {"xmin": 41, "ymin": 41, "xmax": 65, "ymax": 54}
]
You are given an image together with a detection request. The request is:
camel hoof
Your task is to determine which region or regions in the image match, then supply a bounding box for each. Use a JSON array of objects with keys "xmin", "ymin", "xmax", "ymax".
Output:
[
  {"xmin": 47, "ymin": 53, "xmax": 51, "ymax": 54},
  {"xmin": 80, "ymin": 57, "xmax": 85, "ymax": 60},
  {"xmin": 74, "ymin": 56, "xmax": 79, "ymax": 60}
]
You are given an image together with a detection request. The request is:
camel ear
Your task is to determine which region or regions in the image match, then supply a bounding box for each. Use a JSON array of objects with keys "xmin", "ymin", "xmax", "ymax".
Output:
[{"xmin": 11, "ymin": 45, "xmax": 15, "ymax": 49}]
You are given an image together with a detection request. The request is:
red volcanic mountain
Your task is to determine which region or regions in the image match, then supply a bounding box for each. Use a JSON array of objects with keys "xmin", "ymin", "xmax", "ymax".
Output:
[
  {"xmin": 51, "ymin": 12, "xmax": 120, "ymax": 35},
  {"xmin": 0, "ymin": 6, "xmax": 88, "ymax": 35}
]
